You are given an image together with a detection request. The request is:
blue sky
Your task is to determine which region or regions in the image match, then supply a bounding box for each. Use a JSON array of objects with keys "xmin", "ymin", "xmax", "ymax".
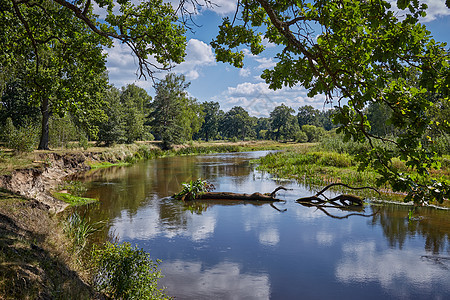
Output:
[{"xmin": 104, "ymin": 0, "xmax": 450, "ymax": 117}]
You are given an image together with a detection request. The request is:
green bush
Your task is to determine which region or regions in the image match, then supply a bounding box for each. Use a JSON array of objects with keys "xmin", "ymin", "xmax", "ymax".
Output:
[
  {"xmin": 91, "ymin": 242, "xmax": 170, "ymax": 300},
  {"xmin": 3, "ymin": 117, "xmax": 39, "ymax": 152},
  {"xmin": 301, "ymin": 125, "xmax": 325, "ymax": 142}
]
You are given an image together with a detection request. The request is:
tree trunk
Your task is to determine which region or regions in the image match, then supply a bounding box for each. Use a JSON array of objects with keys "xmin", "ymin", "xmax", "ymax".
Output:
[
  {"xmin": 196, "ymin": 192, "xmax": 283, "ymax": 201},
  {"xmin": 38, "ymin": 97, "xmax": 50, "ymax": 150}
]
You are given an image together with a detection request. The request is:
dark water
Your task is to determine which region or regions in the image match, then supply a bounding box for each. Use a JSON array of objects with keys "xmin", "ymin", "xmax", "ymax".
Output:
[{"xmin": 78, "ymin": 151, "xmax": 450, "ymax": 300}]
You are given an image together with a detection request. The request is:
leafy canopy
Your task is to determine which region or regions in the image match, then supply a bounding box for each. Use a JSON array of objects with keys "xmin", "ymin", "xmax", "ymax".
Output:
[{"xmin": 211, "ymin": 0, "xmax": 450, "ymax": 204}]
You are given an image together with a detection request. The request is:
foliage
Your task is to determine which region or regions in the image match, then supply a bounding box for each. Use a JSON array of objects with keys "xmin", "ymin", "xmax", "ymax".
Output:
[
  {"xmin": 1, "ymin": 0, "xmax": 187, "ymax": 150},
  {"xmin": 148, "ymin": 73, "xmax": 204, "ymax": 148},
  {"xmin": 97, "ymin": 87, "xmax": 127, "ymax": 146},
  {"xmin": 53, "ymin": 192, "xmax": 98, "ymax": 206},
  {"xmin": 220, "ymin": 106, "xmax": 256, "ymax": 140},
  {"xmin": 58, "ymin": 181, "xmax": 88, "ymax": 197},
  {"xmin": 121, "ymin": 84, "xmax": 152, "ymax": 144},
  {"xmin": 48, "ymin": 114, "xmax": 80, "ymax": 148},
  {"xmin": 270, "ymin": 104, "xmax": 300, "ymax": 141},
  {"xmin": 64, "ymin": 212, "xmax": 103, "ymax": 253},
  {"xmin": 302, "ymin": 125, "xmax": 326, "ymax": 143},
  {"xmin": 210, "ymin": 0, "xmax": 450, "ymax": 204},
  {"xmin": 0, "ymin": 72, "xmax": 40, "ymax": 128},
  {"xmin": 297, "ymin": 105, "xmax": 321, "ymax": 128},
  {"xmin": 91, "ymin": 242, "xmax": 170, "ymax": 300},
  {"xmin": 174, "ymin": 178, "xmax": 215, "ymax": 201},
  {"xmin": 196, "ymin": 101, "xmax": 221, "ymax": 141},
  {"xmin": 2, "ymin": 118, "xmax": 39, "ymax": 153}
]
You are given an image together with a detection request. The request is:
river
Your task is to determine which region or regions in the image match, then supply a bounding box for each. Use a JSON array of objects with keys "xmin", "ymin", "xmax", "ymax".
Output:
[{"xmin": 77, "ymin": 151, "xmax": 450, "ymax": 299}]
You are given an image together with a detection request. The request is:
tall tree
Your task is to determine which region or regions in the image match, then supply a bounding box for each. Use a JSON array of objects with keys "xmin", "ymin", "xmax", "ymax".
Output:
[
  {"xmin": 197, "ymin": 101, "xmax": 221, "ymax": 141},
  {"xmin": 1, "ymin": 0, "xmax": 186, "ymax": 149},
  {"xmin": 297, "ymin": 105, "xmax": 321, "ymax": 128},
  {"xmin": 220, "ymin": 106, "xmax": 256, "ymax": 140},
  {"xmin": 149, "ymin": 73, "xmax": 203, "ymax": 148},
  {"xmin": 211, "ymin": 0, "xmax": 450, "ymax": 203},
  {"xmin": 0, "ymin": 72, "xmax": 40, "ymax": 128},
  {"xmin": 97, "ymin": 87, "xmax": 126, "ymax": 146},
  {"xmin": 120, "ymin": 84, "xmax": 152, "ymax": 143},
  {"xmin": 270, "ymin": 104, "xmax": 300, "ymax": 141}
]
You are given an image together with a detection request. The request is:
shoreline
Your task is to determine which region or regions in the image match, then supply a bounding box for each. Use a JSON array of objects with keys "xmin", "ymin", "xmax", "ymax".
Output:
[{"xmin": 0, "ymin": 141, "xmax": 287, "ymax": 298}]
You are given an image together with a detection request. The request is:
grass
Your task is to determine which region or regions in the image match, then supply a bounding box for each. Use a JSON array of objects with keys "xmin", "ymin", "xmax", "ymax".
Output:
[
  {"xmin": 0, "ymin": 188, "xmax": 96, "ymax": 299},
  {"xmin": 52, "ymin": 192, "xmax": 98, "ymax": 206},
  {"xmin": 252, "ymin": 143, "xmax": 450, "ymax": 202},
  {"xmin": 252, "ymin": 145, "xmax": 389, "ymax": 194}
]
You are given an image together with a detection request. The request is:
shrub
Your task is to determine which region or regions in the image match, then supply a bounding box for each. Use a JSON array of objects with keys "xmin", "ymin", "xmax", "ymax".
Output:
[
  {"xmin": 3, "ymin": 117, "xmax": 38, "ymax": 152},
  {"xmin": 91, "ymin": 242, "xmax": 170, "ymax": 300},
  {"xmin": 301, "ymin": 125, "xmax": 325, "ymax": 142}
]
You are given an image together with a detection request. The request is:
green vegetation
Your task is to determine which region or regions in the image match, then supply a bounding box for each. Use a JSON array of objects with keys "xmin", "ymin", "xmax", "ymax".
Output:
[
  {"xmin": 0, "ymin": 189, "xmax": 96, "ymax": 299},
  {"xmin": 148, "ymin": 73, "xmax": 204, "ymax": 148},
  {"xmin": 91, "ymin": 242, "xmax": 169, "ymax": 300},
  {"xmin": 64, "ymin": 212, "xmax": 104, "ymax": 254},
  {"xmin": 211, "ymin": 0, "xmax": 450, "ymax": 204},
  {"xmin": 52, "ymin": 192, "xmax": 98, "ymax": 206},
  {"xmin": 174, "ymin": 178, "xmax": 214, "ymax": 201}
]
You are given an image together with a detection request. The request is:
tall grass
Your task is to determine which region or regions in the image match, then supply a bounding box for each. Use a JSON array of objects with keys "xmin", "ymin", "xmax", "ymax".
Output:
[{"xmin": 64, "ymin": 212, "xmax": 104, "ymax": 254}]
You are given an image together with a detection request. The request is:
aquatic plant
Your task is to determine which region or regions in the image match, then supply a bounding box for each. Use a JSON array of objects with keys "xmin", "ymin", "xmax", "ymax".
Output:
[
  {"xmin": 64, "ymin": 212, "xmax": 104, "ymax": 253},
  {"xmin": 174, "ymin": 178, "xmax": 215, "ymax": 201}
]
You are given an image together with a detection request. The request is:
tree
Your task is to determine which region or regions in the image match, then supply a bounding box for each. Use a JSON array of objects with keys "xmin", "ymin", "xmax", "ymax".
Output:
[
  {"xmin": 120, "ymin": 84, "xmax": 152, "ymax": 143},
  {"xmin": 1, "ymin": 0, "xmax": 186, "ymax": 149},
  {"xmin": 197, "ymin": 101, "xmax": 221, "ymax": 141},
  {"xmin": 0, "ymin": 72, "xmax": 40, "ymax": 128},
  {"xmin": 269, "ymin": 104, "xmax": 300, "ymax": 141},
  {"xmin": 297, "ymin": 105, "xmax": 321, "ymax": 128},
  {"xmin": 302, "ymin": 125, "xmax": 326, "ymax": 143},
  {"xmin": 366, "ymin": 102, "xmax": 395, "ymax": 137},
  {"xmin": 220, "ymin": 106, "xmax": 256, "ymax": 140},
  {"xmin": 97, "ymin": 87, "xmax": 126, "ymax": 146},
  {"xmin": 211, "ymin": 0, "xmax": 450, "ymax": 204},
  {"xmin": 256, "ymin": 117, "xmax": 270, "ymax": 140},
  {"xmin": 148, "ymin": 73, "xmax": 203, "ymax": 148}
]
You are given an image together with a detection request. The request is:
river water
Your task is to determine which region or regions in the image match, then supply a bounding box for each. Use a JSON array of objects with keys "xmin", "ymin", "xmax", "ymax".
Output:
[{"xmin": 78, "ymin": 151, "xmax": 450, "ymax": 299}]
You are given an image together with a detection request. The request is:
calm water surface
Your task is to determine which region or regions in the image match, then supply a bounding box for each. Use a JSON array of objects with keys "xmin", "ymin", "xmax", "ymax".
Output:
[{"xmin": 78, "ymin": 151, "xmax": 450, "ymax": 299}]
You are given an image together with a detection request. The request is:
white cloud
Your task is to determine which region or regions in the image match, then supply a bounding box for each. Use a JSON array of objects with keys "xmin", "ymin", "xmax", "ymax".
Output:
[
  {"xmin": 160, "ymin": 261, "xmax": 270, "ymax": 299},
  {"xmin": 262, "ymin": 38, "xmax": 276, "ymax": 48},
  {"xmin": 389, "ymin": 0, "xmax": 450, "ymax": 22},
  {"xmin": 419, "ymin": 0, "xmax": 450, "ymax": 21},
  {"xmin": 336, "ymin": 241, "xmax": 450, "ymax": 297},
  {"xmin": 239, "ymin": 68, "xmax": 251, "ymax": 77},
  {"xmin": 105, "ymin": 38, "xmax": 214, "ymax": 90},
  {"xmin": 174, "ymin": 38, "xmax": 216, "ymax": 80},
  {"xmin": 204, "ymin": 0, "xmax": 237, "ymax": 15},
  {"xmin": 105, "ymin": 40, "xmax": 156, "ymax": 90},
  {"xmin": 255, "ymin": 57, "xmax": 277, "ymax": 69},
  {"xmin": 213, "ymin": 81, "xmax": 327, "ymax": 117}
]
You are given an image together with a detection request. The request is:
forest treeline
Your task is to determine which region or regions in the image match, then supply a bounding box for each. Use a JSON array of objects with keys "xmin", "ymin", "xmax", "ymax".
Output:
[{"xmin": 1, "ymin": 72, "xmax": 448, "ymax": 155}]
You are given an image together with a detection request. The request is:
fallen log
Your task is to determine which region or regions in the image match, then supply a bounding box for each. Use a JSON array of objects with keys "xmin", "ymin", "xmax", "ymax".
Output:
[{"xmin": 196, "ymin": 191, "xmax": 284, "ymax": 202}]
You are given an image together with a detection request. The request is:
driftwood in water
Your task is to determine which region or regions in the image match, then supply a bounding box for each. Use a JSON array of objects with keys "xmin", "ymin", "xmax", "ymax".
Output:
[
  {"xmin": 296, "ymin": 183, "xmax": 380, "ymax": 207},
  {"xmin": 196, "ymin": 186, "xmax": 289, "ymax": 202}
]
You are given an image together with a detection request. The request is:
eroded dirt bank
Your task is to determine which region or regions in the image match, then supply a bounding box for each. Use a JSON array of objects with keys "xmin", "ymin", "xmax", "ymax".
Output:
[{"xmin": 0, "ymin": 152, "xmax": 102, "ymax": 213}]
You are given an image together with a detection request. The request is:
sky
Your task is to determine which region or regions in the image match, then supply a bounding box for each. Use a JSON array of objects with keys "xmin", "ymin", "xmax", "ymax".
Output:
[{"xmin": 104, "ymin": 0, "xmax": 450, "ymax": 118}]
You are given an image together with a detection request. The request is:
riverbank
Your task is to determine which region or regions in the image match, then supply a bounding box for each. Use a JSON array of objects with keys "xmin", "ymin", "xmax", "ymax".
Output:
[
  {"xmin": 0, "ymin": 140, "xmax": 291, "ymax": 299},
  {"xmin": 252, "ymin": 143, "xmax": 450, "ymax": 206}
]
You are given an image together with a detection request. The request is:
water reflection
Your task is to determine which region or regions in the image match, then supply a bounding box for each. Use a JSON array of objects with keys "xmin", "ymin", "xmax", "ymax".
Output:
[
  {"xmin": 78, "ymin": 151, "xmax": 450, "ymax": 299},
  {"xmin": 160, "ymin": 261, "xmax": 270, "ymax": 300},
  {"xmin": 336, "ymin": 241, "xmax": 450, "ymax": 298}
]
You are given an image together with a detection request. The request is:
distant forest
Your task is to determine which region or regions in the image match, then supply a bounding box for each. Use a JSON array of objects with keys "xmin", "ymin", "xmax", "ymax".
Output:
[{"xmin": 1, "ymin": 73, "xmax": 448, "ymax": 153}]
